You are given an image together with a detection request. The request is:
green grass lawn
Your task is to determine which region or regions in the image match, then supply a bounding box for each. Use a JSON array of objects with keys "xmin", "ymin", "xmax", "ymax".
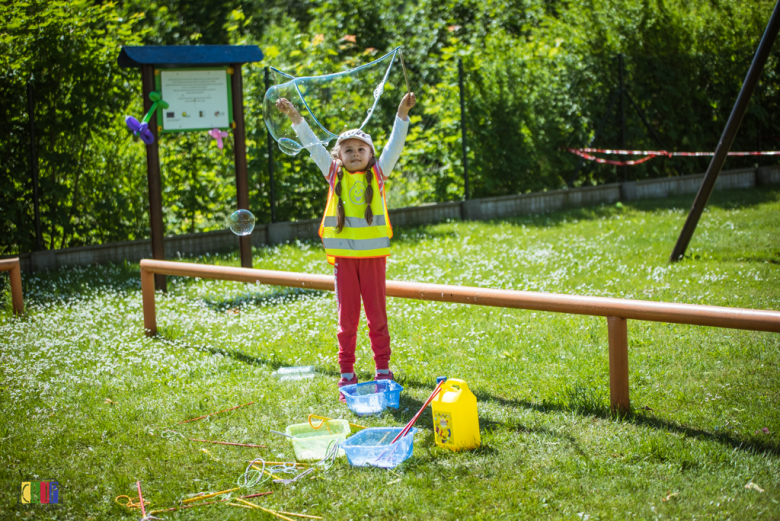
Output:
[{"xmin": 2, "ymin": 187, "xmax": 779, "ymax": 520}]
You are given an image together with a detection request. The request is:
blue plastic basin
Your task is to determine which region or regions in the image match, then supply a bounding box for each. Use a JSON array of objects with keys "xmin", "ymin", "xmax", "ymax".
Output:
[
  {"xmin": 339, "ymin": 380, "xmax": 403, "ymax": 416},
  {"xmin": 340, "ymin": 427, "xmax": 417, "ymax": 468}
]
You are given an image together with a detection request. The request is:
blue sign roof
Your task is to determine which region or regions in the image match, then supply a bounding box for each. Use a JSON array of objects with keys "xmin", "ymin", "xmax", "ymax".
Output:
[{"xmin": 118, "ymin": 45, "xmax": 264, "ymax": 68}]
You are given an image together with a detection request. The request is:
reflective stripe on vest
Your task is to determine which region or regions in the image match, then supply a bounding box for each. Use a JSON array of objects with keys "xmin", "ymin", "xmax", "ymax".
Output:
[
  {"xmin": 321, "ymin": 237, "xmax": 391, "ymax": 251},
  {"xmin": 322, "ymin": 215, "xmax": 387, "ymax": 228},
  {"xmin": 318, "ymin": 162, "xmax": 392, "ymax": 263}
]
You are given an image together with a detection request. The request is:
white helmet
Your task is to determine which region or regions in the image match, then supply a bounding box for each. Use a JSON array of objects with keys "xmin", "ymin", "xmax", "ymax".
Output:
[{"xmin": 336, "ymin": 129, "xmax": 375, "ymax": 154}]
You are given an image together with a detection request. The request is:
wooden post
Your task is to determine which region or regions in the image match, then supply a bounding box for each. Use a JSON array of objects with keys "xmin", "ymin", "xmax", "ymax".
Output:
[
  {"xmin": 141, "ymin": 65, "xmax": 167, "ymax": 292},
  {"xmin": 607, "ymin": 316, "xmax": 629, "ymax": 414},
  {"xmin": 140, "ymin": 266, "xmax": 157, "ymax": 336},
  {"xmin": 9, "ymin": 260, "xmax": 23, "ymax": 315},
  {"xmin": 231, "ymin": 63, "xmax": 252, "ymax": 268},
  {"xmin": 0, "ymin": 258, "xmax": 24, "ymax": 315}
]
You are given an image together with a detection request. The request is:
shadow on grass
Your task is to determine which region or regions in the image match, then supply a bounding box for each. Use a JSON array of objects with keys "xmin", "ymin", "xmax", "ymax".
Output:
[
  {"xmin": 200, "ymin": 287, "xmax": 329, "ymax": 312},
  {"xmin": 496, "ymin": 185, "xmax": 780, "ymax": 230},
  {"xmin": 155, "ymin": 334, "xmax": 283, "ymax": 370},
  {"xmin": 384, "ymin": 186, "xmax": 779, "ymax": 260},
  {"xmin": 150, "ymin": 329, "xmax": 779, "ymax": 459},
  {"xmin": 395, "ymin": 374, "xmax": 780, "ymax": 458},
  {"xmin": 20, "ymin": 261, "xmax": 142, "ymax": 302},
  {"xmin": 390, "ymin": 227, "xmax": 461, "ymax": 246}
]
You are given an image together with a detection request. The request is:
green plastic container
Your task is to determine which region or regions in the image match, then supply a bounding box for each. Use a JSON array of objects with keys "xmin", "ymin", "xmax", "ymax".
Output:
[{"xmin": 285, "ymin": 419, "xmax": 351, "ymax": 461}]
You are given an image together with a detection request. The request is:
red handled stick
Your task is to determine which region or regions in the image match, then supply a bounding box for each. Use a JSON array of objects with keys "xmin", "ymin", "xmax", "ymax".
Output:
[
  {"xmin": 136, "ymin": 481, "xmax": 147, "ymax": 518},
  {"xmin": 390, "ymin": 381, "xmax": 445, "ymax": 444}
]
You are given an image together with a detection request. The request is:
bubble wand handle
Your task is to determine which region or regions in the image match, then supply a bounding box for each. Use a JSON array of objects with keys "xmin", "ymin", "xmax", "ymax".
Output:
[
  {"xmin": 390, "ymin": 380, "xmax": 445, "ymax": 444},
  {"xmin": 400, "ymin": 50, "xmax": 410, "ymax": 94},
  {"xmin": 136, "ymin": 481, "xmax": 147, "ymax": 517}
]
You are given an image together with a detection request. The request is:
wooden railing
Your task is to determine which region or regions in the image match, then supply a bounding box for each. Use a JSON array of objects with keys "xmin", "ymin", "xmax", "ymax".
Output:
[
  {"xmin": 140, "ymin": 259, "xmax": 780, "ymax": 413},
  {"xmin": 0, "ymin": 258, "xmax": 24, "ymax": 315}
]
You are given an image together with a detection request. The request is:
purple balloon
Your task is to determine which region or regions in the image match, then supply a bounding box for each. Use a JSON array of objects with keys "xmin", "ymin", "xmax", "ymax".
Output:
[
  {"xmin": 125, "ymin": 115, "xmax": 141, "ymax": 133},
  {"xmin": 138, "ymin": 123, "xmax": 155, "ymax": 145},
  {"xmin": 125, "ymin": 116, "xmax": 155, "ymax": 145},
  {"xmin": 139, "ymin": 128, "xmax": 155, "ymax": 145}
]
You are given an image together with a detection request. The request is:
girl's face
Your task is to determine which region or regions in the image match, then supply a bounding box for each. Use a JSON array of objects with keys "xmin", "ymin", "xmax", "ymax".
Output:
[{"xmin": 339, "ymin": 139, "xmax": 373, "ymax": 172}]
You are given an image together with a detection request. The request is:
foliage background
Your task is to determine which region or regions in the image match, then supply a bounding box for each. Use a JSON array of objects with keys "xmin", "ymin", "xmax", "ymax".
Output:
[{"xmin": 2, "ymin": 0, "xmax": 779, "ymax": 255}]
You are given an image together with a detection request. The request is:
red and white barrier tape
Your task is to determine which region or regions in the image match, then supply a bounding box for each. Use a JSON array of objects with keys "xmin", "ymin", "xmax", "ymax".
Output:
[{"xmin": 567, "ymin": 147, "xmax": 780, "ymax": 166}]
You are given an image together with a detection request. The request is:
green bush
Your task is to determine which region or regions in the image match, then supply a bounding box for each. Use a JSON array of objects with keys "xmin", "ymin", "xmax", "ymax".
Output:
[{"xmin": 2, "ymin": 0, "xmax": 778, "ymax": 254}]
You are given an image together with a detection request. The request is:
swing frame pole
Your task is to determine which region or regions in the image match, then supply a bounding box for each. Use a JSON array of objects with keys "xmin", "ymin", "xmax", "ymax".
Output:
[{"xmin": 670, "ymin": 2, "xmax": 780, "ymax": 262}]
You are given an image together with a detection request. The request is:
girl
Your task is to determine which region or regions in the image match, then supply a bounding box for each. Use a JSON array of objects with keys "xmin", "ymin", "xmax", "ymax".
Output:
[{"xmin": 276, "ymin": 92, "xmax": 416, "ymax": 402}]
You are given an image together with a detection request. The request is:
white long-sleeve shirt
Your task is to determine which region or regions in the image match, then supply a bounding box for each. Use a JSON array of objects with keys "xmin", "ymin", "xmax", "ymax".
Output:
[{"xmin": 292, "ymin": 116, "xmax": 410, "ymax": 185}]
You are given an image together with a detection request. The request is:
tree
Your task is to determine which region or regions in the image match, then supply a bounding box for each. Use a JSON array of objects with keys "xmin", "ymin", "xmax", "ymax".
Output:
[{"xmin": 0, "ymin": 0, "xmax": 145, "ymax": 253}]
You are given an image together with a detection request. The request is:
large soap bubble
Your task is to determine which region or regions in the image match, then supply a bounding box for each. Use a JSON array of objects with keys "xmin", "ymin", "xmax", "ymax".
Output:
[
  {"xmin": 228, "ymin": 209, "xmax": 255, "ymax": 236},
  {"xmin": 263, "ymin": 47, "xmax": 400, "ymax": 156}
]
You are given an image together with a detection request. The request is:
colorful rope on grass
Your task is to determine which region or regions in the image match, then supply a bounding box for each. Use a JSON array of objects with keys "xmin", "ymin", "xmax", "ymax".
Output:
[
  {"xmin": 243, "ymin": 457, "xmax": 311, "ymax": 486},
  {"xmin": 227, "ymin": 501, "xmax": 323, "ymax": 520},
  {"xmin": 178, "ymin": 401, "xmax": 254, "ymax": 424},
  {"xmin": 190, "ymin": 438, "xmax": 266, "ymax": 448},
  {"xmin": 233, "ymin": 498, "xmax": 324, "ymax": 520},
  {"xmin": 308, "ymin": 413, "xmax": 366, "ymax": 431},
  {"xmin": 239, "ymin": 439, "xmax": 340, "ymax": 489},
  {"xmin": 234, "ymin": 498, "xmax": 297, "ymax": 520},
  {"xmin": 147, "ymin": 492, "xmax": 273, "ymax": 515},
  {"xmin": 115, "ymin": 495, "xmax": 149, "ymax": 511},
  {"xmin": 160, "ymin": 429, "xmax": 265, "ymax": 448},
  {"xmin": 182, "ymin": 487, "xmax": 240, "ymax": 504}
]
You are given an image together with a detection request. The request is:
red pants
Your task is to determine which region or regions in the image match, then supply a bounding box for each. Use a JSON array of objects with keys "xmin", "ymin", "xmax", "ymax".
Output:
[{"xmin": 334, "ymin": 257, "xmax": 391, "ymax": 374}]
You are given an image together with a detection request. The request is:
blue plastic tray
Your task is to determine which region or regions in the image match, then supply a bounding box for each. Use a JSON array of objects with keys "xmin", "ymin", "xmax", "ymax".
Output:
[
  {"xmin": 340, "ymin": 427, "xmax": 417, "ymax": 468},
  {"xmin": 339, "ymin": 380, "xmax": 403, "ymax": 416}
]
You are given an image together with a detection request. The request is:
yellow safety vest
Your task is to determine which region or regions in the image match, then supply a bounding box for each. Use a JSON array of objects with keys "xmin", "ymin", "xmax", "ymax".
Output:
[{"xmin": 318, "ymin": 162, "xmax": 393, "ymax": 265}]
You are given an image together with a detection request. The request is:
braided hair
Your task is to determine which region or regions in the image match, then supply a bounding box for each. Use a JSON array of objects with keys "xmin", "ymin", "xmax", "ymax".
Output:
[{"xmin": 331, "ymin": 146, "xmax": 377, "ymax": 234}]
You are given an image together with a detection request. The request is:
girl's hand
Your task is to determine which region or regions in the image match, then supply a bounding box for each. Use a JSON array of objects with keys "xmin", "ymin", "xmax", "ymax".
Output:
[
  {"xmin": 276, "ymin": 98, "xmax": 303, "ymax": 124},
  {"xmin": 397, "ymin": 92, "xmax": 416, "ymax": 121}
]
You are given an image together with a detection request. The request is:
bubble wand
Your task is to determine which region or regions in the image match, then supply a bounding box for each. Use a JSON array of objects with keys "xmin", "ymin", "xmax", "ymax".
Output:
[
  {"xmin": 369, "ymin": 380, "xmax": 445, "ymax": 468},
  {"xmin": 399, "ymin": 49, "xmax": 410, "ymax": 94},
  {"xmin": 391, "ymin": 379, "xmax": 445, "ymax": 444}
]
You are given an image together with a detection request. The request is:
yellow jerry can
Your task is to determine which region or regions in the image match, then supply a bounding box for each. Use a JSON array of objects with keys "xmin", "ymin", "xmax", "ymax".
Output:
[{"xmin": 431, "ymin": 378, "xmax": 481, "ymax": 451}]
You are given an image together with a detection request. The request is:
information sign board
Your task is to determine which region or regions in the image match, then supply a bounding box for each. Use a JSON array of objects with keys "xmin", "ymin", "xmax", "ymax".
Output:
[{"xmin": 156, "ymin": 69, "xmax": 233, "ymax": 132}]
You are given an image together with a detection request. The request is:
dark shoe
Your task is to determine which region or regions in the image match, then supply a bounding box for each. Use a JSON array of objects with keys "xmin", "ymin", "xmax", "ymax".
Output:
[{"xmin": 338, "ymin": 375, "xmax": 358, "ymax": 403}]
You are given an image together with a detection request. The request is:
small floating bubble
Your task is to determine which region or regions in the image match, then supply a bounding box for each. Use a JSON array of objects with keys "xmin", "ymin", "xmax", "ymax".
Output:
[{"xmin": 228, "ymin": 209, "xmax": 255, "ymax": 236}]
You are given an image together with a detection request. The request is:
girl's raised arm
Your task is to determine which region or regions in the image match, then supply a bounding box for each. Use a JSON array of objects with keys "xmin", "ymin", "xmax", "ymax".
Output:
[
  {"xmin": 378, "ymin": 92, "xmax": 416, "ymax": 179},
  {"xmin": 276, "ymin": 98, "xmax": 332, "ymax": 178}
]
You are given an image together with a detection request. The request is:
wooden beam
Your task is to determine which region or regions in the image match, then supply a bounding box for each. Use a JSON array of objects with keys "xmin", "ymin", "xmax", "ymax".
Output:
[{"xmin": 139, "ymin": 259, "xmax": 780, "ymax": 333}]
